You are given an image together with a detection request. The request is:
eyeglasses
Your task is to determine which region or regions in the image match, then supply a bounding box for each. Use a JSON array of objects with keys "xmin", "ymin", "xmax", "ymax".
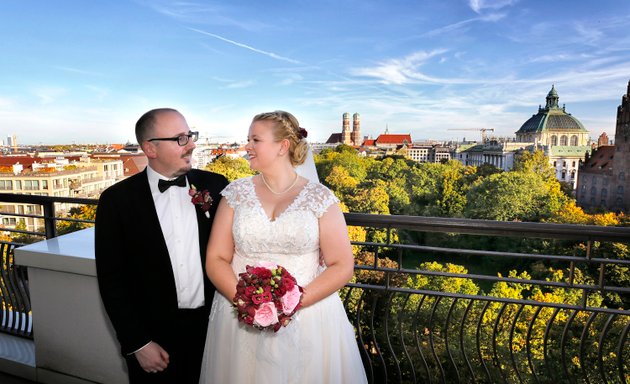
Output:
[{"xmin": 147, "ymin": 131, "xmax": 199, "ymax": 146}]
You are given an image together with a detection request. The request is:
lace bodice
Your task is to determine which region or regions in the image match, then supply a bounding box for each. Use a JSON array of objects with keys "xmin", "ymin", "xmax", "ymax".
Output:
[{"xmin": 221, "ymin": 176, "xmax": 339, "ymax": 285}]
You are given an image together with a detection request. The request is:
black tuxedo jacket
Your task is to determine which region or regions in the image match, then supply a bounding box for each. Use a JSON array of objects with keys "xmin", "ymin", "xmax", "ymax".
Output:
[{"xmin": 95, "ymin": 168, "xmax": 228, "ymax": 355}]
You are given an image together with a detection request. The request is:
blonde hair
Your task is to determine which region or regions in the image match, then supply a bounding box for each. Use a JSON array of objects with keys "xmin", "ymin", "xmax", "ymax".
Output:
[{"xmin": 252, "ymin": 110, "xmax": 308, "ymax": 166}]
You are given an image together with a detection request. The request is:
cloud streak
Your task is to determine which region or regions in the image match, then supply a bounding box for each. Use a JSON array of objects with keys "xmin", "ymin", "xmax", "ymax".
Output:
[
  {"xmin": 468, "ymin": 0, "xmax": 519, "ymax": 14},
  {"xmin": 188, "ymin": 28, "xmax": 302, "ymax": 64}
]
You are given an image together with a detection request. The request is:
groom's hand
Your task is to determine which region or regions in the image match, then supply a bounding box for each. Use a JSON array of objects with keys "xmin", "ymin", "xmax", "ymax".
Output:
[{"xmin": 135, "ymin": 341, "xmax": 170, "ymax": 373}]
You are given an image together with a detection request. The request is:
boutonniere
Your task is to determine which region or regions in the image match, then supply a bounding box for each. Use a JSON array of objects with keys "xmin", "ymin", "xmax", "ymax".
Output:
[{"xmin": 189, "ymin": 184, "xmax": 213, "ymax": 218}]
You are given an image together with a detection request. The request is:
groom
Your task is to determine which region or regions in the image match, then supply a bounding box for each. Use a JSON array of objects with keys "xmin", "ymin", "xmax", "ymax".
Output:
[{"xmin": 95, "ymin": 108, "xmax": 228, "ymax": 383}]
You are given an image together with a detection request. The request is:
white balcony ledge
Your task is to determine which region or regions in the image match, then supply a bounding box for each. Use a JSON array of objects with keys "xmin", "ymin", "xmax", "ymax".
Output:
[{"xmin": 14, "ymin": 228, "xmax": 127, "ymax": 384}]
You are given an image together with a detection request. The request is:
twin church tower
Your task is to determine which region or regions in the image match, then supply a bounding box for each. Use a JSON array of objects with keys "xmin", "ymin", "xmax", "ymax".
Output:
[{"xmin": 341, "ymin": 112, "xmax": 362, "ymax": 146}]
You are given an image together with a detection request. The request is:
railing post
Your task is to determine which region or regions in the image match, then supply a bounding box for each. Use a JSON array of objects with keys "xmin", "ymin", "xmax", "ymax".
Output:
[{"xmin": 42, "ymin": 199, "xmax": 57, "ymax": 239}]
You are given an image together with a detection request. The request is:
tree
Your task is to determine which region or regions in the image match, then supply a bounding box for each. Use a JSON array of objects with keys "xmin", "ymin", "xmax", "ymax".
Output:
[
  {"xmin": 205, "ymin": 156, "xmax": 256, "ymax": 182},
  {"xmin": 464, "ymin": 171, "xmax": 569, "ymax": 221},
  {"xmin": 316, "ymin": 147, "xmax": 371, "ymax": 185},
  {"xmin": 513, "ymin": 149, "xmax": 555, "ymax": 181},
  {"xmin": 545, "ymin": 201, "xmax": 590, "ymax": 224},
  {"xmin": 435, "ymin": 163, "xmax": 467, "ymax": 217},
  {"xmin": 324, "ymin": 165, "xmax": 358, "ymax": 195},
  {"xmin": 345, "ymin": 181, "xmax": 390, "ymax": 215},
  {"xmin": 57, "ymin": 205, "xmax": 96, "ymax": 236}
]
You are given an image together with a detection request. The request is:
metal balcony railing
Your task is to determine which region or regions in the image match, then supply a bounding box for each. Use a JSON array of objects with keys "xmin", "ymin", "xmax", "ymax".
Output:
[
  {"xmin": 0, "ymin": 193, "xmax": 97, "ymax": 338},
  {"xmin": 341, "ymin": 214, "xmax": 630, "ymax": 383},
  {"xmin": 0, "ymin": 194, "xmax": 629, "ymax": 383}
]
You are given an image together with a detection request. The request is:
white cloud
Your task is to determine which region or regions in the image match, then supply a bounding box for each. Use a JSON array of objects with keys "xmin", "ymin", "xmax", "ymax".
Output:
[
  {"xmin": 33, "ymin": 87, "xmax": 66, "ymax": 105},
  {"xmin": 468, "ymin": 0, "xmax": 519, "ymax": 14},
  {"xmin": 225, "ymin": 80, "xmax": 255, "ymax": 89},
  {"xmin": 350, "ymin": 50, "xmax": 448, "ymax": 84}
]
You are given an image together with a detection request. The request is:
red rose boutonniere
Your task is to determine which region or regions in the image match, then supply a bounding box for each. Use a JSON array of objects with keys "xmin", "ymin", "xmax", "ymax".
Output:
[{"xmin": 189, "ymin": 184, "xmax": 213, "ymax": 218}]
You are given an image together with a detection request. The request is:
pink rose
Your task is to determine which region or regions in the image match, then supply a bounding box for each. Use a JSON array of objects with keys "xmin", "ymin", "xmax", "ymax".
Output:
[
  {"xmin": 253, "ymin": 302, "xmax": 279, "ymax": 328},
  {"xmin": 281, "ymin": 285, "xmax": 302, "ymax": 315}
]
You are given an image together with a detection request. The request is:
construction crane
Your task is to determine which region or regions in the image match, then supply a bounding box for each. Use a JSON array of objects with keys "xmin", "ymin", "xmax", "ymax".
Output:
[{"xmin": 447, "ymin": 128, "xmax": 495, "ymax": 143}]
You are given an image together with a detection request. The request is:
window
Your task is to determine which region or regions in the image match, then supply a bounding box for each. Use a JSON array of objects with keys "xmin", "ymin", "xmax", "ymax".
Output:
[
  {"xmin": 591, "ymin": 186, "xmax": 596, "ymax": 195},
  {"xmin": 620, "ymin": 172, "xmax": 626, "ymax": 181},
  {"xmin": 571, "ymin": 171, "xmax": 576, "ymax": 180},
  {"xmin": 563, "ymin": 161, "xmax": 566, "ymax": 167},
  {"xmin": 560, "ymin": 135, "xmax": 568, "ymax": 146},
  {"xmin": 15, "ymin": 180, "xmax": 21, "ymax": 190},
  {"xmin": 42, "ymin": 180, "xmax": 48, "ymax": 189},
  {"xmin": 570, "ymin": 135, "xmax": 578, "ymax": 146},
  {"xmin": 551, "ymin": 136, "xmax": 558, "ymax": 146},
  {"xmin": 601, "ymin": 189, "xmax": 608, "ymax": 198},
  {"xmin": 572, "ymin": 161, "xmax": 576, "ymax": 167},
  {"xmin": 0, "ymin": 180, "xmax": 12, "ymax": 190},
  {"xmin": 553, "ymin": 161, "xmax": 557, "ymax": 167},
  {"xmin": 2, "ymin": 217, "xmax": 16, "ymax": 226},
  {"xmin": 24, "ymin": 180, "xmax": 39, "ymax": 190},
  {"xmin": 618, "ymin": 186, "xmax": 624, "ymax": 194},
  {"xmin": 561, "ymin": 171, "xmax": 566, "ymax": 179}
]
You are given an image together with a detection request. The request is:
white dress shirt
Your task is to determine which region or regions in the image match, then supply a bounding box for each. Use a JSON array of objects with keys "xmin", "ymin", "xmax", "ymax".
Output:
[{"xmin": 146, "ymin": 166, "xmax": 205, "ymax": 309}]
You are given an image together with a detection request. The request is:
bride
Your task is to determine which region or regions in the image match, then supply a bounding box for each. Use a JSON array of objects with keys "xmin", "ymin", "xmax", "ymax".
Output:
[{"xmin": 200, "ymin": 110, "xmax": 368, "ymax": 383}]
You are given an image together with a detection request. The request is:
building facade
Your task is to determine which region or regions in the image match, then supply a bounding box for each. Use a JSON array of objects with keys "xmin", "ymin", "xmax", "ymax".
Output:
[
  {"xmin": 456, "ymin": 86, "xmax": 591, "ymax": 188},
  {"xmin": 577, "ymin": 80, "xmax": 630, "ymax": 212},
  {"xmin": 0, "ymin": 156, "xmax": 124, "ymax": 232}
]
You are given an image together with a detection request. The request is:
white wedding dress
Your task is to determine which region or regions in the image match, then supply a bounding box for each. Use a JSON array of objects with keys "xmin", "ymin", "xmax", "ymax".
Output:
[{"xmin": 200, "ymin": 176, "xmax": 368, "ymax": 384}]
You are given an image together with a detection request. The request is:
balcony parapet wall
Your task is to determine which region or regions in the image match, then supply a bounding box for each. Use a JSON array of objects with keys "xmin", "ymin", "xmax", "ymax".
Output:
[{"xmin": 14, "ymin": 228, "xmax": 126, "ymax": 384}]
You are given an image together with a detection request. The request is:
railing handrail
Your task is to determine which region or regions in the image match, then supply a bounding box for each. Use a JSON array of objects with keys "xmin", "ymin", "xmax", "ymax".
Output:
[
  {"xmin": 344, "ymin": 212, "xmax": 630, "ymax": 243},
  {"xmin": 0, "ymin": 193, "xmax": 98, "ymax": 206}
]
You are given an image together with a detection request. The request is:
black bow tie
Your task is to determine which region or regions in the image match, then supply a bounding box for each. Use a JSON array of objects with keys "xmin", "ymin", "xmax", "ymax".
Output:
[{"xmin": 158, "ymin": 174, "xmax": 187, "ymax": 193}]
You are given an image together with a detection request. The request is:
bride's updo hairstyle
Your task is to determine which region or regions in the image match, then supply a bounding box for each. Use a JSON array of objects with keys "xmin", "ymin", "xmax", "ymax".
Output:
[{"xmin": 252, "ymin": 110, "xmax": 308, "ymax": 166}]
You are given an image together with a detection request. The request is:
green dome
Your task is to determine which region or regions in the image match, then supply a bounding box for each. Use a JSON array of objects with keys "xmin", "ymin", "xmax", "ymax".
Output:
[{"xmin": 516, "ymin": 85, "xmax": 587, "ymax": 134}]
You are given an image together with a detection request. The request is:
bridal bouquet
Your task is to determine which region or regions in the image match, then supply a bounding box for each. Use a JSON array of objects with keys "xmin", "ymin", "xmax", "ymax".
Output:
[{"xmin": 233, "ymin": 262, "xmax": 303, "ymax": 332}]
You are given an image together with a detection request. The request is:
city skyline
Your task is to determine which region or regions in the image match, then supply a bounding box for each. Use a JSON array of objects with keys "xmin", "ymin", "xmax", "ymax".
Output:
[{"xmin": 2, "ymin": 1, "xmax": 630, "ymax": 145}]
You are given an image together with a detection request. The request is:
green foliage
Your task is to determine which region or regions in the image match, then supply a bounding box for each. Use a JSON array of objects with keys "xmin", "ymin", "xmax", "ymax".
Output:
[
  {"xmin": 464, "ymin": 171, "xmax": 569, "ymax": 221},
  {"xmin": 10, "ymin": 220, "xmax": 41, "ymax": 245},
  {"xmin": 316, "ymin": 146, "xmax": 372, "ymax": 184},
  {"xmin": 205, "ymin": 156, "xmax": 256, "ymax": 182},
  {"xmin": 407, "ymin": 261, "xmax": 479, "ymax": 295},
  {"xmin": 56, "ymin": 205, "xmax": 96, "ymax": 236},
  {"xmin": 513, "ymin": 149, "xmax": 555, "ymax": 180}
]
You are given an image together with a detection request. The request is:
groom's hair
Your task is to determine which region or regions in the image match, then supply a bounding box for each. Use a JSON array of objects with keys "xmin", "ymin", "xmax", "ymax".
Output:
[{"xmin": 135, "ymin": 108, "xmax": 180, "ymax": 144}]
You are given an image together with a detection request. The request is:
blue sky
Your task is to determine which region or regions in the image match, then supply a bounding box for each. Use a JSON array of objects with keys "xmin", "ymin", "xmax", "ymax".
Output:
[{"xmin": 1, "ymin": 0, "xmax": 630, "ymax": 145}]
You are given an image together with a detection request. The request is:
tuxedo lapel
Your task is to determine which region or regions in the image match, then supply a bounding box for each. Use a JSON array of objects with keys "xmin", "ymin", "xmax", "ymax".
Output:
[{"xmin": 129, "ymin": 170, "xmax": 178, "ymax": 286}]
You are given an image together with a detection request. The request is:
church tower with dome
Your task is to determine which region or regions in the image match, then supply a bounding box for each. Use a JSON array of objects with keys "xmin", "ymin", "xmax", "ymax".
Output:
[{"xmin": 515, "ymin": 85, "xmax": 591, "ymax": 189}]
